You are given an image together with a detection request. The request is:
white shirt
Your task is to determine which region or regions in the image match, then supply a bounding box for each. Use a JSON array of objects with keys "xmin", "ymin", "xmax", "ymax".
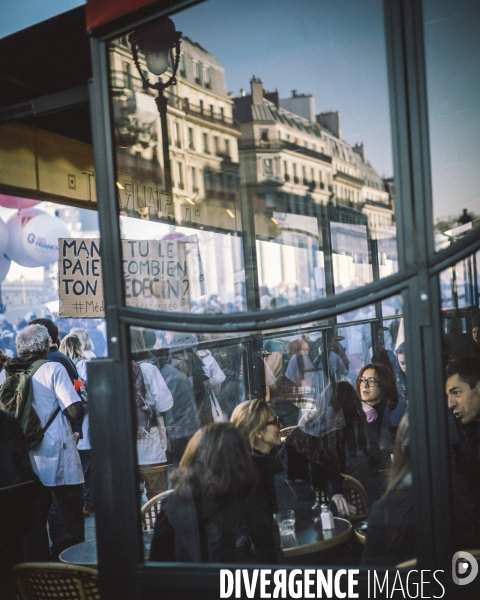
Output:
[
  {"xmin": 198, "ymin": 351, "xmax": 226, "ymax": 387},
  {"xmin": 29, "ymin": 362, "xmax": 84, "ymax": 487},
  {"xmin": 136, "ymin": 362, "xmax": 174, "ymax": 465},
  {"xmin": 75, "ymin": 359, "xmax": 90, "ymax": 451}
]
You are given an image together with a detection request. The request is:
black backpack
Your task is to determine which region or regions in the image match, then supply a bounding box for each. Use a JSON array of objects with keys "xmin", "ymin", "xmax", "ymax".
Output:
[{"xmin": 0, "ymin": 359, "xmax": 60, "ymax": 450}]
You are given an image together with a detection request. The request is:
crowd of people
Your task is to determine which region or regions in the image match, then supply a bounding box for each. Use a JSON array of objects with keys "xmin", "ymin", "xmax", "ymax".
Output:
[{"xmin": 1, "ymin": 311, "xmax": 480, "ymax": 595}]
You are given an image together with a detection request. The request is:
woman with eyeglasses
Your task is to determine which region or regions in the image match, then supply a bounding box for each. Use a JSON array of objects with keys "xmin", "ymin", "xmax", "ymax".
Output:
[
  {"xmin": 231, "ymin": 399, "xmax": 284, "ymax": 563},
  {"xmin": 356, "ymin": 363, "xmax": 398, "ymax": 469}
]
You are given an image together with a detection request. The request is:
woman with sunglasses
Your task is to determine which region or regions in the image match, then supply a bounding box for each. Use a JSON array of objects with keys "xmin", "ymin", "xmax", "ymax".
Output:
[
  {"xmin": 231, "ymin": 399, "xmax": 284, "ymax": 563},
  {"xmin": 356, "ymin": 363, "xmax": 398, "ymax": 469}
]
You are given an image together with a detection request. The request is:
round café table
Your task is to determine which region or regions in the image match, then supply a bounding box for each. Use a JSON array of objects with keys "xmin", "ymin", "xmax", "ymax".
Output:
[
  {"xmin": 59, "ymin": 531, "xmax": 154, "ymax": 567},
  {"xmin": 280, "ymin": 517, "xmax": 352, "ymax": 558},
  {"xmin": 354, "ymin": 520, "xmax": 368, "ymax": 545}
]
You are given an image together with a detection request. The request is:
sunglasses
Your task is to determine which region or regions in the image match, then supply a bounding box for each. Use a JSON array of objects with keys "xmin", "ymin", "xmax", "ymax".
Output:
[
  {"xmin": 359, "ymin": 377, "xmax": 379, "ymax": 387},
  {"xmin": 265, "ymin": 415, "xmax": 281, "ymax": 427}
]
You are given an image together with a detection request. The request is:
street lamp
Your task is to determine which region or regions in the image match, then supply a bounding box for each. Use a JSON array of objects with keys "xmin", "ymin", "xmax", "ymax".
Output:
[{"xmin": 128, "ymin": 17, "xmax": 182, "ymax": 199}]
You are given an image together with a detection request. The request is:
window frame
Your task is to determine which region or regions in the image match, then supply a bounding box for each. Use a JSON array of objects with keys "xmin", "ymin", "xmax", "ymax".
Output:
[{"xmin": 84, "ymin": 0, "xmax": 480, "ymax": 597}]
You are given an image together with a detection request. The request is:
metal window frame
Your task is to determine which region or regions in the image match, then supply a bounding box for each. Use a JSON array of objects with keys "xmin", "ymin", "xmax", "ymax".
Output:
[{"xmin": 84, "ymin": 0, "xmax": 480, "ymax": 597}]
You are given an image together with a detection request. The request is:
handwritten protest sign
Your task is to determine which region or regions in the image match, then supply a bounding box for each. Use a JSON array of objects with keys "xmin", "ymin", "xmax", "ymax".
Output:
[{"xmin": 59, "ymin": 237, "xmax": 204, "ymax": 318}]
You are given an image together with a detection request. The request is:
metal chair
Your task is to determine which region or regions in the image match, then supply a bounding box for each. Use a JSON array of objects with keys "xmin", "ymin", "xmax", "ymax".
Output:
[
  {"xmin": 341, "ymin": 473, "xmax": 369, "ymax": 523},
  {"xmin": 13, "ymin": 563, "xmax": 100, "ymax": 600},
  {"xmin": 140, "ymin": 489, "xmax": 173, "ymax": 531}
]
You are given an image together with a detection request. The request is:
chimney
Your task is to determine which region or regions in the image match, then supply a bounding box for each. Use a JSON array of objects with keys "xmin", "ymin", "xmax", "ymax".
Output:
[
  {"xmin": 317, "ymin": 111, "xmax": 341, "ymax": 139},
  {"xmin": 250, "ymin": 76, "xmax": 264, "ymax": 105},
  {"xmin": 352, "ymin": 143, "xmax": 365, "ymax": 161}
]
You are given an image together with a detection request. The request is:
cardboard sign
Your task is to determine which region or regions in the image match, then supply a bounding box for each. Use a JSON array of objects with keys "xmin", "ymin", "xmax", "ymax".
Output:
[{"xmin": 59, "ymin": 237, "xmax": 203, "ymax": 318}]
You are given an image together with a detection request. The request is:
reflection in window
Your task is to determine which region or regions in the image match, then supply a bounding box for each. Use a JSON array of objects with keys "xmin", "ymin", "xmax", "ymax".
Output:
[
  {"xmin": 130, "ymin": 294, "xmax": 421, "ymax": 567},
  {"xmin": 331, "ymin": 222, "xmax": 373, "ymax": 293},
  {"xmin": 440, "ymin": 251, "xmax": 480, "ymax": 552},
  {"xmin": 108, "ymin": 0, "xmax": 397, "ymax": 317},
  {"xmin": 424, "ymin": 0, "xmax": 480, "ymax": 244}
]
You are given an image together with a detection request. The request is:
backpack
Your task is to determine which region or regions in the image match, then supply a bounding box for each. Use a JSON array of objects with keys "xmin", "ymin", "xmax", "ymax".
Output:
[
  {"xmin": 0, "ymin": 359, "xmax": 60, "ymax": 450},
  {"xmin": 131, "ymin": 361, "xmax": 154, "ymax": 436}
]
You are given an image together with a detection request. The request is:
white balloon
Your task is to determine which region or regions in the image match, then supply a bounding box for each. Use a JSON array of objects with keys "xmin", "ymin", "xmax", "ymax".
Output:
[
  {"xmin": 0, "ymin": 254, "xmax": 11, "ymax": 281},
  {"xmin": 5, "ymin": 208, "xmax": 46, "ymax": 268},
  {"xmin": 0, "ymin": 218, "xmax": 8, "ymax": 256},
  {"xmin": 22, "ymin": 213, "xmax": 70, "ymax": 265}
]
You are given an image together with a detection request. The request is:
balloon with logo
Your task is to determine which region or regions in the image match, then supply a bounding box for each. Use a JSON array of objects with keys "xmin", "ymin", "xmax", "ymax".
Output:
[
  {"xmin": 0, "ymin": 218, "xmax": 9, "ymax": 257},
  {"xmin": 22, "ymin": 213, "xmax": 70, "ymax": 266},
  {"xmin": 5, "ymin": 208, "xmax": 45, "ymax": 268},
  {"xmin": 0, "ymin": 254, "xmax": 11, "ymax": 282}
]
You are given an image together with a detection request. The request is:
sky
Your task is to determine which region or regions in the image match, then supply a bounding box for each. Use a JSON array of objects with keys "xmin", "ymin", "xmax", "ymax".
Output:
[
  {"xmin": 1, "ymin": 0, "xmax": 479, "ymax": 223},
  {"xmin": 0, "ymin": 0, "xmax": 83, "ymax": 39}
]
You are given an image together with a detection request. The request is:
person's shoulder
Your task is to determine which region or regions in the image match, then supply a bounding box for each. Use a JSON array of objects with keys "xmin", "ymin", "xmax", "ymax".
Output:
[{"xmin": 161, "ymin": 362, "xmax": 185, "ymax": 379}]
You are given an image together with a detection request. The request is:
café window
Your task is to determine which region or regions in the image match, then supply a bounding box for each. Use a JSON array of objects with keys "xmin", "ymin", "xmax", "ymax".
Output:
[{"xmin": 1, "ymin": 0, "xmax": 472, "ymax": 594}]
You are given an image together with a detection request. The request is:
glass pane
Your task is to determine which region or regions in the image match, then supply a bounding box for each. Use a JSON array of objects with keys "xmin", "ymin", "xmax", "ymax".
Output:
[
  {"xmin": 0, "ymin": 196, "xmax": 106, "ymax": 561},
  {"xmin": 108, "ymin": 0, "xmax": 397, "ymax": 314},
  {"xmin": 423, "ymin": 0, "xmax": 480, "ymax": 248},
  {"xmin": 440, "ymin": 251, "xmax": 480, "ymax": 556},
  {"xmin": 128, "ymin": 292, "xmax": 416, "ymax": 566}
]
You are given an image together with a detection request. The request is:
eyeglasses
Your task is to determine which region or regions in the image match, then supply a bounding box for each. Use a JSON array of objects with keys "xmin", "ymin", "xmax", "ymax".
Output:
[
  {"xmin": 265, "ymin": 415, "xmax": 281, "ymax": 427},
  {"xmin": 359, "ymin": 377, "xmax": 379, "ymax": 388}
]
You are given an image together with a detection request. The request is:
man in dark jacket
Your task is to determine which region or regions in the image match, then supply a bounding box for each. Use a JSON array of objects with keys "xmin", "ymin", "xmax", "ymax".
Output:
[{"xmin": 0, "ymin": 406, "xmax": 39, "ymax": 598}]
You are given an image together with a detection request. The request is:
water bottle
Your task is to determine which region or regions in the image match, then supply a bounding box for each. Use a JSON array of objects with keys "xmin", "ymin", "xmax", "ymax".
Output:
[{"xmin": 320, "ymin": 503, "xmax": 335, "ymax": 530}]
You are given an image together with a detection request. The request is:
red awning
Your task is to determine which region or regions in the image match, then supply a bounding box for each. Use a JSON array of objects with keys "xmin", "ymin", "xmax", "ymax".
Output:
[{"xmin": 86, "ymin": 0, "xmax": 158, "ymax": 31}]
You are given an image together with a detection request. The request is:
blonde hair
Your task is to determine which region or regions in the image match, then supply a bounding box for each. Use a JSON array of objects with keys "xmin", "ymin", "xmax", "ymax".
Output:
[
  {"xmin": 386, "ymin": 413, "xmax": 410, "ymax": 495},
  {"xmin": 60, "ymin": 334, "xmax": 87, "ymax": 362},
  {"xmin": 70, "ymin": 328, "xmax": 93, "ymax": 351},
  {"xmin": 231, "ymin": 398, "xmax": 271, "ymax": 450}
]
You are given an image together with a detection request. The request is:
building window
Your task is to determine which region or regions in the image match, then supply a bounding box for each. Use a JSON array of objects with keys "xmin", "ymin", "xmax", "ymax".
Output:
[
  {"xmin": 193, "ymin": 61, "xmax": 200, "ymax": 83},
  {"xmin": 188, "ymin": 127, "xmax": 195, "ymax": 150},
  {"xmin": 214, "ymin": 136, "xmax": 220, "ymax": 154},
  {"xmin": 123, "ymin": 62, "xmax": 133, "ymax": 90},
  {"xmin": 260, "ymin": 129, "xmax": 269, "ymax": 142},
  {"xmin": 209, "ymin": 104, "xmax": 214, "ymax": 118},
  {"xmin": 177, "ymin": 162, "xmax": 184, "ymax": 189},
  {"xmin": 192, "ymin": 167, "xmax": 198, "ymax": 192},
  {"xmin": 203, "ymin": 133, "xmax": 210, "ymax": 154},
  {"xmin": 204, "ymin": 170, "xmax": 212, "ymax": 190},
  {"xmin": 173, "ymin": 122, "xmax": 181, "ymax": 148},
  {"xmin": 225, "ymin": 139, "xmax": 230, "ymax": 156},
  {"xmin": 202, "ymin": 66, "xmax": 210, "ymax": 88},
  {"xmin": 264, "ymin": 159, "xmax": 273, "ymax": 175},
  {"xmin": 220, "ymin": 107, "xmax": 225, "ymax": 121},
  {"xmin": 179, "ymin": 54, "xmax": 186, "ymax": 77},
  {"xmin": 199, "ymin": 99, "xmax": 204, "ymax": 114}
]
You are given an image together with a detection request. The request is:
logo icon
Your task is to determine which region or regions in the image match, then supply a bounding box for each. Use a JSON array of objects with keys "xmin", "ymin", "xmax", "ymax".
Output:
[
  {"xmin": 27, "ymin": 233, "xmax": 36, "ymax": 244},
  {"xmin": 452, "ymin": 551, "xmax": 478, "ymax": 585}
]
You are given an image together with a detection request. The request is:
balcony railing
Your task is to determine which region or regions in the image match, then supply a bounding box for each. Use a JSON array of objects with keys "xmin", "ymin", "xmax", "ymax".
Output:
[
  {"xmin": 110, "ymin": 71, "xmax": 236, "ymax": 127},
  {"xmin": 237, "ymin": 139, "xmax": 332, "ymax": 163}
]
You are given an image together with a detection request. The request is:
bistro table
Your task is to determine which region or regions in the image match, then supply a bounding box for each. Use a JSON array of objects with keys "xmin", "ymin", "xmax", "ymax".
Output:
[
  {"xmin": 281, "ymin": 517, "xmax": 352, "ymax": 558},
  {"xmin": 354, "ymin": 520, "xmax": 368, "ymax": 545},
  {"xmin": 59, "ymin": 531, "xmax": 154, "ymax": 567}
]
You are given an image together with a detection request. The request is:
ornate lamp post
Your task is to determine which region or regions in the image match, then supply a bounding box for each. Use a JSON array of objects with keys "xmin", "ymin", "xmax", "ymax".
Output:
[{"xmin": 128, "ymin": 17, "xmax": 182, "ymax": 198}]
